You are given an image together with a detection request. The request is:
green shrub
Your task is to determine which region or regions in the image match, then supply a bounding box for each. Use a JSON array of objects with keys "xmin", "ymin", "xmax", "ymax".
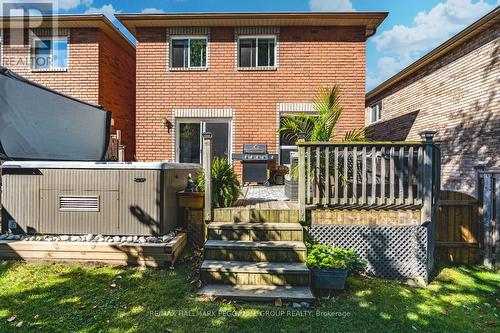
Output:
[
  {"xmin": 306, "ymin": 243, "xmax": 366, "ymax": 272},
  {"xmin": 196, "ymin": 158, "xmax": 241, "ymax": 208}
]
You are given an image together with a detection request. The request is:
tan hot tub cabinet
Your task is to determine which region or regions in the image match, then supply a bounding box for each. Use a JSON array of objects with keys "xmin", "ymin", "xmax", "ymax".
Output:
[{"xmin": 1, "ymin": 161, "xmax": 201, "ymax": 236}]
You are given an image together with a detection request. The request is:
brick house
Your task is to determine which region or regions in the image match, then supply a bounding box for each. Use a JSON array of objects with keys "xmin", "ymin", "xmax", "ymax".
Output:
[
  {"xmin": 0, "ymin": 14, "xmax": 136, "ymax": 160},
  {"xmin": 365, "ymin": 8, "xmax": 499, "ymax": 197},
  {"xmin": 117, "ymin": 12, "xmax": 387, "ymax": 176}
]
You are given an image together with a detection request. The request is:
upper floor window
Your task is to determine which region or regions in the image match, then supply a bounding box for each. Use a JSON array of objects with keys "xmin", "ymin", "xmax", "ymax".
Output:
[
  {"xmin": 238, "ymin": 36, "xmax": 276, "ymax": 69},
  {"xmin": 370, "ymin": 101, "xmax": 382, "ymax": 123},
  {"xmin": 170, "ymin": 36, "xmax": 207, "ymax": 69},
  {"xmin": 31, "ymin": 37, "xmax": 68, "ymax": 71}
]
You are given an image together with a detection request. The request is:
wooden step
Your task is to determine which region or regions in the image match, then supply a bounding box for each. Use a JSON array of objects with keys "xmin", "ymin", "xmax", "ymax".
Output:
[
  {"xmin": 213, "ymin": 208, "xmax": 300, "ymax": 223},
  {"xmin": 197, "ymin": 284, "xmax": 315, "ymax": 302},
  {"xmin": 207, "ymin": 223, "xmax": 303, "ymax": 241},
  {"xmin": 201, "ymin": 260, "xmax": 310, "ymax": 286},
  {"xmin": 204, "ymin": 240, "xmax": 306, "ymax": 263}
]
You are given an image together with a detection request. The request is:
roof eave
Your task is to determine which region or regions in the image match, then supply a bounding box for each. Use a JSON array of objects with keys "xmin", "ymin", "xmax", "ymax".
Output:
[{"xmin": 116, "ymin": 11, "xmax": 388, "ymax": 39}]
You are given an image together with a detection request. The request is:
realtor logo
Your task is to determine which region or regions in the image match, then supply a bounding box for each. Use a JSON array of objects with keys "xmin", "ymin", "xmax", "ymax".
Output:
[{"xmin": 1, "ymin": 0, "xmax": 58, "ymax": 46}]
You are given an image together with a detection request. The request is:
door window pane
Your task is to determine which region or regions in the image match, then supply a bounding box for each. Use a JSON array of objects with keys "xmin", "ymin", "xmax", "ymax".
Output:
[
  {"xmin": 172, "ymin": 39, "xmax": 188, "ymax": 68},
  {"xmin": 239, "ymin": 39, "xmax": 256, "ymax": 68},
  {"xmin": 205, "ymin": 123, "xmax": 229, "ymax": 159},
  {"xmin": 190, "ymin": 38, "xmax": 207, "ymax": 67},
  {"xmin": 179, "ymin": 123, "xmax": 201, "ymax": 163}
]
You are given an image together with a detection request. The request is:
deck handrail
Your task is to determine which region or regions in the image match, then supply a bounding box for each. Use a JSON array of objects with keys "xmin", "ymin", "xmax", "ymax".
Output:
[{"xmin": 297, "ymin": 130, "xmax": 441, "ymax": 225}]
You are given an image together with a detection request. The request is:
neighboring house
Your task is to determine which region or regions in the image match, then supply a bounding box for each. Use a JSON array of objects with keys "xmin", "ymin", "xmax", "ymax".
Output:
[
  {"xmin": 117, "ymin": 12, "xmax": 387, "ymax": 175},
  {"xmin": 365, "ymin": 7, "xmax": 499, "ymax": 197},
  {"xmin": 0, "ymin": 14, "xmax": 136, "ymax": 160}
]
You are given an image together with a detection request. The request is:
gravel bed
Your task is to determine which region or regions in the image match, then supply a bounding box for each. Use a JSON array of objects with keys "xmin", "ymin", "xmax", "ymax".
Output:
[{"xmin": 0, "ymin": 228, "xmax": 182, "ymax": 244}]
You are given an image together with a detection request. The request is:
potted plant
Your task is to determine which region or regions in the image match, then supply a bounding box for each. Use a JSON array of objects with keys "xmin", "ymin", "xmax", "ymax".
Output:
[
  {"xmin": 306, "ymin": 244, "xmax": 366, "ymax": 290},
  {"xmin": 196, "ymin": 158, "xmax": 241, "ymax": 208}
]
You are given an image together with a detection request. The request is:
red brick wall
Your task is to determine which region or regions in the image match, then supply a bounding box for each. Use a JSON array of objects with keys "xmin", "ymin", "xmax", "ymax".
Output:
[
  {"xmin": 135, "ymin": 26, "xmax": 367, "ymax": 170},
  {"xmin": 98, "ymin": 31, "xmax": 136, "ymax": 160},
  {"xmin": 2, "ymin": 28, "xmax": 100, "ymax": 104}
]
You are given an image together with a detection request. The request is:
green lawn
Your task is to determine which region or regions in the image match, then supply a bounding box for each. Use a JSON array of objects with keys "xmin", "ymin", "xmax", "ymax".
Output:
[{"xmin": 0, "ymin": 259, "xmax": 498, "ymax": 333}]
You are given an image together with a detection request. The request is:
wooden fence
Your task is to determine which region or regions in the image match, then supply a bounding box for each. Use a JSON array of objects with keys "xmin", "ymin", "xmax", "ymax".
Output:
[
  {"xmin": 297, "ymin": 130, "xmax": 440, "ymax": 224},
  {"xmin": 435, "ymin": 191, "xmax": 480, "ymax": 263}
]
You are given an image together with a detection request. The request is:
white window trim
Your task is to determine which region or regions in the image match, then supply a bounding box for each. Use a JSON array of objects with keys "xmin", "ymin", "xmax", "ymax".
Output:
[
  {"xmin": 174, "ymin": 118, "xmax": 233, "ymax": 164},
  {"xmin": 169, "ymin": 35, "xmax": 209, "ymax": 70},
  {"xmin": 370, "ymin": 101, "xmax": 383, "ymax": 124},
  {"xmin": 30, "ymin": 35, "xmax": 69, "ymax": 72},
  {"xmin": 237, "ymin": 35, "xmax": 278, "ymax": 71}
]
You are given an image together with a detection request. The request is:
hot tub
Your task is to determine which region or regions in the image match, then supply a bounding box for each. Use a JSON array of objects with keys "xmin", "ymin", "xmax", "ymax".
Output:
[{"xmin": 1, "ymin": 161, "xmax": 201, "ymax": 236}]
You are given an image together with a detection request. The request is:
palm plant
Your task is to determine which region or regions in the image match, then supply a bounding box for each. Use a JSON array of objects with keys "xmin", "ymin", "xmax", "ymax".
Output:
[
  {"xmin": 278, "ymin": 85, "xmax": 372, "ymax": 188},
  {"xmin": 279, "ymin": 85, "xmax": 371, "ymax": 143},
  {"xmin": 196, "ymin": 157, "xmax": 241, "ymax": 208}
]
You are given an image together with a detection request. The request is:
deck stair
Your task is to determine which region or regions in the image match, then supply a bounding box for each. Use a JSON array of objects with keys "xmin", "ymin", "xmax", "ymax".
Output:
[{"xmin": 198, "ymin": 207, "xmax": 314, "ymax": 302}]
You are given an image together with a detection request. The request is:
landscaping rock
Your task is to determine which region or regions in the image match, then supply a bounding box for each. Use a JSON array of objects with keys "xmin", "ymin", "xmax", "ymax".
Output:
[
  {"xmin": 292, "ymin": 303, "xmax": 301, "ymax": 309},
  {"xmin": 2, "ymin": 233, "xmax": 177, "ymax": 245},
  {"xmin": 146, "ymin": 236, "xmax": 158, "ymax": 243},
  {"xmin": 406, "ymin": 276, "xmax": 427, "ymax": 289},
  {"xmin": 300, "ymin": 302, "xmax": 311, "ymax": 308}
]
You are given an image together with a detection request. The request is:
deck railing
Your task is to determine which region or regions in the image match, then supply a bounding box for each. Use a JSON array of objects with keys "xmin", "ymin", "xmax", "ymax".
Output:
[{"xmin": 297, "ymin": 130, "xmax": 441, "ymax": 223}]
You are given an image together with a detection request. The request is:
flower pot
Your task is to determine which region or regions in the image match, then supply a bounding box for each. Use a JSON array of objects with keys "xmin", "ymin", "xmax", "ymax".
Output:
[
  {"xmin": 177, "ymin": 191, "xmax": 204, "ymax": 209},
  {"xmin": 311, "ymin": 268, "xmax": 348, "ymax": 290}
]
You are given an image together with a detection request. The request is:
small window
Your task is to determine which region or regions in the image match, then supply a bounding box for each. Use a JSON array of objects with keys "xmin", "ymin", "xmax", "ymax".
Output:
[
  {"xmin": 238, "ymin": 36, "xmax": 276, "ymax": 68},
  {"xmin": 31, "ymin": 37, "xmax": 68, "ymax": 71},
  {"xmin": 370, "ymin": 101, "xmax": 382, "ymax": 123},
  {"xmin": 170, "ymin": 36, "xmax": 207, "ymax": 69}
]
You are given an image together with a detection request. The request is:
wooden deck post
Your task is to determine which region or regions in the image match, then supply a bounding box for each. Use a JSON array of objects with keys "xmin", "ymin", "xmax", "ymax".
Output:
[
  {"xmin": 118, "ymin": 145, "xmax": 125, "ymax": 162},
  {"xmin": 297, "ymin": 133, "xmax": 306, "ymax": 223},
  {"xmin": 419, "ymin": 130, "xmax": 437, "ymax": 225},
  {"xmin": 202, "ymin": 132, "xmax": 213, "ymax": 222},
  {"xmin": 481, "ymin": 172, "xmax": 494, "ymax": 268}
]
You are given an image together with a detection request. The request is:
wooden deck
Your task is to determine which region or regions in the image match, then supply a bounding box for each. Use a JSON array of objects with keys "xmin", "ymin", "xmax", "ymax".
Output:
[
  {"xmin": 0, "ymin": 233, "xmax": 187, "ymax": 268},
  {"xmin": 232, "ymin": 200, "xmax": 299, "ymax": 210}
]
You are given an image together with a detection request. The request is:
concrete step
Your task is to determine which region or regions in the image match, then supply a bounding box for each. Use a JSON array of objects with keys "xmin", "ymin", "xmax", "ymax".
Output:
[
  {"xmin": 204, "ymin": 240, "xmax": 307, "ymax": 263},
  {"xmin": 207, "ymin": 223, "xmax": 303, "ymax": 241},
  {"xmin": 213, "ymin": 208, "xmax": 300, "ymax": 223},
  {"xmin": 201, "ymin": 260, "xmax": 310, "ymax": 286},
  {"xmin": 197, "ymin": 284, "xmax": 315, "ymax": 302}
]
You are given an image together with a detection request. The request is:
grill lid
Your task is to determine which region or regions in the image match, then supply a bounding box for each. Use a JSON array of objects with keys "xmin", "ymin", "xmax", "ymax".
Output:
[{"xmin": 243, "ymin": 144, "xmax": 267, "ymax": 154}]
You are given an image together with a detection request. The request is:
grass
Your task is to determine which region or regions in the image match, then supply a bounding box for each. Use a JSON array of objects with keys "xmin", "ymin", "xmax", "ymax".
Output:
[{"xmin": 0, "ymin": 260, "xmax": 498, "ymax": 333}]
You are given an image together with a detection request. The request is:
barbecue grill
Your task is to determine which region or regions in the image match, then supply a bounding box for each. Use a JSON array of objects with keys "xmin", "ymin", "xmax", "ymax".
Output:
[{"xmin": 232, "ymin": 144, "xmax": 278, "ymax": 186}]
